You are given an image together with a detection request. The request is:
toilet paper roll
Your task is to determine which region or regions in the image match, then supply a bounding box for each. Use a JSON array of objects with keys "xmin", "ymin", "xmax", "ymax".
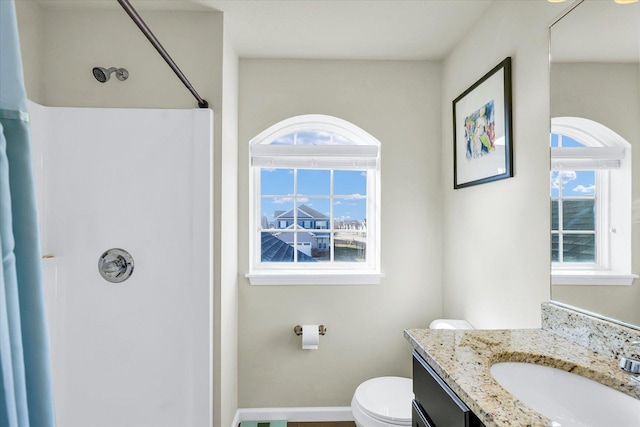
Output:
[{"xmin": 302, "ymin": 324, "xmax": 319, "ymax": 350}]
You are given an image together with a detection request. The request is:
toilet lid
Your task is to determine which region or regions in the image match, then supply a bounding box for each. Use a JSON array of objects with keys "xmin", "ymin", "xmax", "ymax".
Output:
[{"xmin": 353, "ymin": 377, "xmax": 413, "ymax": 424}]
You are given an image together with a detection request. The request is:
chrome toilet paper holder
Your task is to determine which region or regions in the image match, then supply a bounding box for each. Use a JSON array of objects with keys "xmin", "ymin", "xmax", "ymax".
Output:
[{"xmin": 294, "ymin": 325, "xmax": 326, "ymax": 336}]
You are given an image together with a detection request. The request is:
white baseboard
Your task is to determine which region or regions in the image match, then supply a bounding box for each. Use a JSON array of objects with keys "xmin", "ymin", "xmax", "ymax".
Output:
[{"xmin": 232, "ymin": 407, "xmax": 353, "ymax": 426}]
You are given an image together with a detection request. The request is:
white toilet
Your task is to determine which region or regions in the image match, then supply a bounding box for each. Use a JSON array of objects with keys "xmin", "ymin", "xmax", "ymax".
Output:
[{"xmin": 350, "ymin": 319, "xmax": 474, "ymax": 427}]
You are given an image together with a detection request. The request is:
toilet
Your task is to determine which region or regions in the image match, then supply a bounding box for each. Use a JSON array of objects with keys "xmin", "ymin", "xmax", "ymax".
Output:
[
  {"xmin": 350, "ymin": 319, "xmax": 474, "ymax": 427},
  {"xmin": 428, "ymin": 318, "xmax": 474, "ymax": 330}
]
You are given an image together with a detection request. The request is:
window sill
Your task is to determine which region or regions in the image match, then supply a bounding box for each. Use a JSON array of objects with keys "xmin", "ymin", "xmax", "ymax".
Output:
[
  {"xmin": 246, "ymin": 271, "xmax": 384, "ymax": 285},
  {"xmin": 552, "ymin": 270, "xmax": 638, "ymax": 286}
]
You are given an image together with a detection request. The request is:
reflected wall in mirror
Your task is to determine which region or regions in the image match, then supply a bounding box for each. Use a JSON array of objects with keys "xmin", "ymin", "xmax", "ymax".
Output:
[{"xmin": 550, "ymin": 0, "xmax": 640, "ymax": 328}]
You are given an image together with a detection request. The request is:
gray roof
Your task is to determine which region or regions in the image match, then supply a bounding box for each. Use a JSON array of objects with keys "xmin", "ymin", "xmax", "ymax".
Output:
[
  {"xmin": 261, "ymin": 232, "xmax": 316, "ymax": 262},
  {"xmin": 275, "ymin": 204, "xmax": 328, "ymax": 220}
]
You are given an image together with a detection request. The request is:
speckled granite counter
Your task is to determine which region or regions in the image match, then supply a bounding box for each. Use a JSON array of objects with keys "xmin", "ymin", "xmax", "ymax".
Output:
[{"xmin": 404, "ymin": 328, "xmax": 640, "ymax": 427}]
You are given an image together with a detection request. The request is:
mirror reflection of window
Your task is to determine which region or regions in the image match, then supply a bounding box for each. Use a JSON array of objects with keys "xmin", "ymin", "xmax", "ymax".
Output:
[
  {"xmin": 551, "ymin": 135, "xmax": 596, "ymax": 264},
  {"xmin": 550, "ymin": 117, "xmax": 634, "ymax": 285}
]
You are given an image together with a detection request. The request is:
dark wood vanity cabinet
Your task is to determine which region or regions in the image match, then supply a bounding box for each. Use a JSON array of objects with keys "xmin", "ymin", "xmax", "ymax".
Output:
[{"xmin": 412, "ymin": 351, "xmax": 484, "ymax": 427}]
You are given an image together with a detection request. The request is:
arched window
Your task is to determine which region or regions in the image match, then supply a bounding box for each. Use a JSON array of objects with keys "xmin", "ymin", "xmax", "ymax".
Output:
[
  {"xmin": 247, "ymin": 115, "xmax": 382, "ymax": 285},
  {"xmin": 551, "ymin": 117, "xmax": 636, "ymax": 285}
]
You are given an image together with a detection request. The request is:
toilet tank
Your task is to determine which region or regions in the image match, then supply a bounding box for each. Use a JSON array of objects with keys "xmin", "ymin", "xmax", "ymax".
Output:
[{"xmin": 429, "ymin": 319, "xmax": 474, "ymax": 330}]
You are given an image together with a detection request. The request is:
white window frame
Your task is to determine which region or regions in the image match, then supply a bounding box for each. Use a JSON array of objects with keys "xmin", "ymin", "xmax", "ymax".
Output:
[
  {"xmin": 246, "ymin": 114, "xmax": 382, "ymax": 285},
  {"xmin": 551, "ymin": 117, "xmax": 637, "ymax": 285}
]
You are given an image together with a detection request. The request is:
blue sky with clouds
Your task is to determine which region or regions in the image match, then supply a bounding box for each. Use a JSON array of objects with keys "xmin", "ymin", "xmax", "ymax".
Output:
[
  {"xmin": 261, "ymin": 168, "xmax": 367, "ymax": 223},
  {"xmin": 550, "ymin": 134, "xmax": 595, "ymax": 198}
]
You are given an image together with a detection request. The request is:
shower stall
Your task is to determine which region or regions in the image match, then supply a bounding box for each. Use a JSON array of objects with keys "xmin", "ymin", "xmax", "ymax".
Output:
[{"xmin": 28, "ymin": 102, "xmax": 213, "ymax": 427}]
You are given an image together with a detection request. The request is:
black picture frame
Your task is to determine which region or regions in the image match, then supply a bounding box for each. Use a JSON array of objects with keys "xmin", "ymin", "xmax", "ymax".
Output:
[{"xmin": 453, "ymin": 57, "xmax": 513, "ymax": 189}]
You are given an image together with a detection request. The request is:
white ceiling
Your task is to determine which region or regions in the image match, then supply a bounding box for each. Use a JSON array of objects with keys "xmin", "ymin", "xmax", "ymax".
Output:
[
  {"xmin": 33, "ymin": 0, "xmax": 494, "ymax": 60},
  {"xmin": 195, "ymin": 0, "xmax": 494, "ymax": 60},
  {"xmin": 31, "ymin": 0, "xmax": 640, "ymax": 62}
]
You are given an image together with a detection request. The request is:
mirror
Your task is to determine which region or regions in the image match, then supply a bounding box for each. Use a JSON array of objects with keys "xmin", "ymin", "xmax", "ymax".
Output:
[{"xmin": 550, "ymin": 0, "xmax": 640, "ymax": 328}]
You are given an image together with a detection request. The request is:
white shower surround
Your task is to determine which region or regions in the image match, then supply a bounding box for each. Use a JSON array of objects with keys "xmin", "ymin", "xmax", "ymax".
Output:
[{"xmin": 29, "ymin": 102, "xmax": 213, "ymax": 427}]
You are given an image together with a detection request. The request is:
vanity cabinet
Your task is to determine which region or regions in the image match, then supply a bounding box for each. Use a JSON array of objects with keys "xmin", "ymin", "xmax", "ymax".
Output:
[{"xmin": 412, "ymin": 351, "xmax": 484, "ymax": 427}]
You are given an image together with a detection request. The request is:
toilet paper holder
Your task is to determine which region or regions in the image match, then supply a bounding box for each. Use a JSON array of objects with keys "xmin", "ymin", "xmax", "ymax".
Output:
[{"xmin": 294, "ymin": 325, "xmax": 326, "ymax": 336}]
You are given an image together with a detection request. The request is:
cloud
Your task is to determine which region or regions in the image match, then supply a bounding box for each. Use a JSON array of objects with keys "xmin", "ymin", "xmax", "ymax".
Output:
[
  {"xmin": 273, "ymin": 197, "xmax": 293, "ymax": 204},
  {"xmin": 296, "ymin": 131, "xmax": 332, "ymax": 145},
  {"xmin": 551, "ymin": 170, "xmax": 577, "ymax": 189},
  {"xmin": 573, "ymin": 184, "xmax": 595, "ymax": 193}
]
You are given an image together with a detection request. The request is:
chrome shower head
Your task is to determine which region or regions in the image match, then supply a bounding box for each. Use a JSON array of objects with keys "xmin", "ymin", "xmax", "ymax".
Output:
[{"xmin": 92, "ymin": 67, "xmax": 129, "ymax": 83}]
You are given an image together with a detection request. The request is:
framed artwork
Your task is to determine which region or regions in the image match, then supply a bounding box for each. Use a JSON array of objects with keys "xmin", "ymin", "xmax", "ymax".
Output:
[{"xmin": 453, "ymin": 57, "xmax": 513, "ymax": 189}]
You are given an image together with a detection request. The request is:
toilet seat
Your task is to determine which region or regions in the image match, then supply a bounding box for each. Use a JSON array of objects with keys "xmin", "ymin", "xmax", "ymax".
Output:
[{"xmin": 351, "ymin": 377, "xmax": 413, "ymax": 426}]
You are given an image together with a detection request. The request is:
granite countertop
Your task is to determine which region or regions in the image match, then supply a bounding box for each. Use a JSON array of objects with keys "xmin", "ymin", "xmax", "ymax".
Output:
[{"xmin": 404, "ymin": 328, "xmax": 640, "ymax": 427}]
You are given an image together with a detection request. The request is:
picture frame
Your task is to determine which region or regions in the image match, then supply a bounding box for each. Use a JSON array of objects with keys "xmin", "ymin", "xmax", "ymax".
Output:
[{"xmin": 453, "ymin": 57, "xmax": 513, "ymax": 189}]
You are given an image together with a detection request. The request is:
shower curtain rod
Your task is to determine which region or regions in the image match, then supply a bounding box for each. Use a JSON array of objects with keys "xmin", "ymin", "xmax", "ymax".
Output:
[{"xmin": 116, "ymin": 0, "xmax": 209, "ymax": 109}]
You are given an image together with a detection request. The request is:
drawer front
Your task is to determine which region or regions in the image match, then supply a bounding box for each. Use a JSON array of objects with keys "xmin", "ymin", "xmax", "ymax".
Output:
[
  {"xmin": 413, "ymin": 351, "xmax": 472, "ymax": 427},
  {"xmin": 412, "ymin": 400, "xmax": 434, "ymax": 427}
]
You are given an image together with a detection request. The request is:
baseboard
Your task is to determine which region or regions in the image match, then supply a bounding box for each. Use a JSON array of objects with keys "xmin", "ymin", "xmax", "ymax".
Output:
[{"xmin": 232, "ymin": 407, "xmax": 353, "ymax": 426}]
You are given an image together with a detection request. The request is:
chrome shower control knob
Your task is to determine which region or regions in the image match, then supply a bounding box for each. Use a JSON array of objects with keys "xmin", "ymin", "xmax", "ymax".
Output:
[{"xmin": 98, "ymin": 248, "xmax": 134, "ymax": 283}]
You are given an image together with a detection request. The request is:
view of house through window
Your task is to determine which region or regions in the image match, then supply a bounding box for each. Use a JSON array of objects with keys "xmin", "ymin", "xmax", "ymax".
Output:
[{"xmin": 261, "ymin": 168, "xmax": 367, "ymax": 263}]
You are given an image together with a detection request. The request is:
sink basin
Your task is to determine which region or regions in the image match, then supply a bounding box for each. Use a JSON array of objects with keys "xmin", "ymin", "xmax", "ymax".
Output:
[{"xmin": 490, "ymin": 362, "xmax": 640, "ymax": 427}]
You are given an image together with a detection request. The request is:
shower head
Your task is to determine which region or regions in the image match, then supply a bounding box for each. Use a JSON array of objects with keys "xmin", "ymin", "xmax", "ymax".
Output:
[{"xmin": 92, "ymin": 67, "xmax": 129, "ymax": 83}]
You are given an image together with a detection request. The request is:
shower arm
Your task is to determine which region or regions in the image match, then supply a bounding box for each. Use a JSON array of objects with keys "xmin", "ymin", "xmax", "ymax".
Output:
[{"xmin": 116, "ymin": 0, "xmax": 209, "ymax": 109}]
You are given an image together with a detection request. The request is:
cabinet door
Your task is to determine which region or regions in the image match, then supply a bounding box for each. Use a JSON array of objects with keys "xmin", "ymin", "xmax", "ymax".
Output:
[{"xmin": 413, "ymin": 351, "xmax": 482, "ymax": 427}]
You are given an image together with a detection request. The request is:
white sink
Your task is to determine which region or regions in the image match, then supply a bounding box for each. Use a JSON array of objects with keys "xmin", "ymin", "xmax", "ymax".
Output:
[{"xmin": 490, "ymin": 362, "xmax": 640, "ymax": 427}]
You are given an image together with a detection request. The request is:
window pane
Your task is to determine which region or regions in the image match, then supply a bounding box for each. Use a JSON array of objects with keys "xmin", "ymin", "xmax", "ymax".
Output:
[
  {"xmin": 551, "ymin": 234, "xmax": 559, "ymax": 262},
  {"xmin": 333, "ymin": 133, "xmax": 356, "ymax": 145},
  {"xmin": 550, "ymin": 133, "xmax": 559, "ymax": 148},
  {"xmin": 562, "ymin": 234, "xmax": 595, "ymax": 262},
  {"xmin": 563, "ymin": 170, "xmax": 595, "ymax": 197},
  {"xmin": 334, "ymin": 198, "xmax": 366, "ymax": 229},
  {"xmin": 289, "ymin": 232, "xmax": 313, "ymax": 258},
  {"xmin": 261, "ymin": 168, "xmax": 293, "ymax": 195},
  {"xmin": 563, "ymin": 200, "xmax": 595, "ymax": 230},
  {"xmin": 551, "ymin": 200, "xmax": 558, "ymax": 231},
  {"xmin": 561, "ymin": 135, "xmax": 585, "ymax": 148},
  {"xmin": 297, "ymin": 200, "xmax": 330, "ymax": 229},
  {"xmin": 298, "ymin": 169, "xmax": 330, "ymax": 195},
  {"xmin": 334, "ymin": 170, "xmax": 367, "ymax": 196},
  {"xmin": 294, "ymin": 201, "xmax": 330, "ymax": 262},
  {"xmin": 313, "ymin": 234, "xmax": 331, "ymax": 261},
  {"xmin": 261, "ymin": 232, "xmax": 295, "ymax": 263},
  {"xmin": 262, "ymin": 198, "xmax": 294, "ymax": 230},
  {"xmin": 334, "ymin": 231, "xmax": 366, "ymax": 262},
  {"xmin": 272, "ymin": 133, "xmax": 294, "ymax": 145},
  {"xmin": 296, "ymin": 130, "xmax": 332, "ymax": 145}
]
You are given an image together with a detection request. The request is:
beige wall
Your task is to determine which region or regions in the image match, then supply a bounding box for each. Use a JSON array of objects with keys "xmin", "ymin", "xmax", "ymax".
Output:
[
  {"xmin": 15, "ymin": 0, "xmax": 43, "ymax": 102},
  {"xmin": 551, "ymin": 63, "xmax": 640, "ymax": 326},
  {"xmin": 15, "ymin": 5, "xmax": 238, "ymax": 427},
  {"xmin": 218, "ymin": 26, "xmax": 239, "ymax": 427},
  {"xmin": 441, "ymin": 2, "xmax": 565, "ymax": 329},
  {"xmin": 238, "ymin": 59, "xmax": 443, "ymax": 407}
]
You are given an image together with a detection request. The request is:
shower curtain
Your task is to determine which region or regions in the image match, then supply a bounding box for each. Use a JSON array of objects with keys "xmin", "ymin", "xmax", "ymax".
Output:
[{"xmin": 0, "ymin": 1, "xmax": 56, "ymax": 426}]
